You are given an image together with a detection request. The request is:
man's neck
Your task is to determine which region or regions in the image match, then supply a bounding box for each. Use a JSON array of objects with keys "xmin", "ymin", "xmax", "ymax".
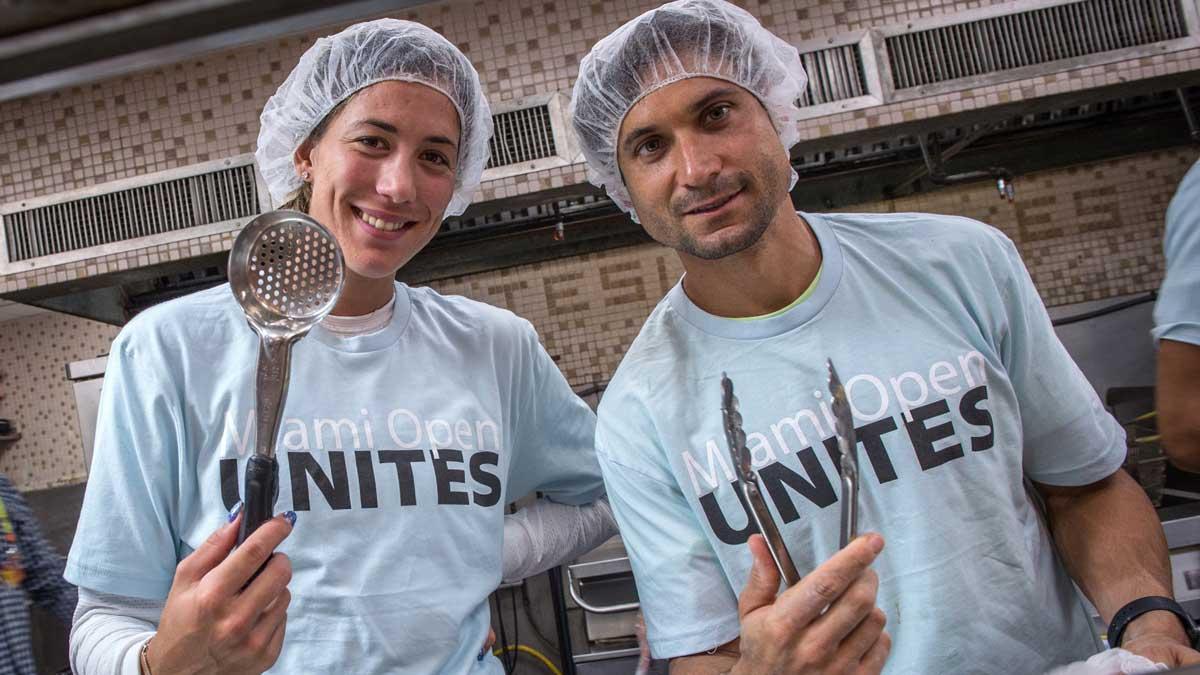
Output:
[{"xmin": 679, "ymin": 208, "xmax": 821, "ymax": 318}]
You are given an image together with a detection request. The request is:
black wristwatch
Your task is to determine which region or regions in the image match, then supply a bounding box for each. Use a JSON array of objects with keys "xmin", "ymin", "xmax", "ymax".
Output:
[{"xmin": 1108, "ymin": 596, "xmax": 1200, "ymax": 649}]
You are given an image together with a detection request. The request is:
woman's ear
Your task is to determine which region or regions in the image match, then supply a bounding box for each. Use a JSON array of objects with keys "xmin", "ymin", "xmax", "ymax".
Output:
[{"xmin": 294, "ymin": 139, "xmax": 315, "ymax": 181}]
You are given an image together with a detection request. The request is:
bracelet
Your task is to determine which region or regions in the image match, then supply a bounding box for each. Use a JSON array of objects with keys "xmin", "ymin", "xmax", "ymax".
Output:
[
  {"xmin": 1108, "ymin": 596, "xmax": 1199, "ymax": 649},
  {"xmin": 139, "ymin": 637, "xmax": 154, "ymax": 675}
]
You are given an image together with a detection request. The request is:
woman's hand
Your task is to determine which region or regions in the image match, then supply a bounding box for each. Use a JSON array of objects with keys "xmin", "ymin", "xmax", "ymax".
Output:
[{"xmin": 146, "ymin": 509, "xmax": 296, "ymax": 675}]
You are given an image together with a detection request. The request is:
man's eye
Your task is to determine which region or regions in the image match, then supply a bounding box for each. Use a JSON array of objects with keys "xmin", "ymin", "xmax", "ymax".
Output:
[
  {"xmin": 707, "ymin": 105, "xmax": 731, "ymax": 122},
  {"xmin": 636, "ymin": 138, "xmax": 662, "ymax": 157}
]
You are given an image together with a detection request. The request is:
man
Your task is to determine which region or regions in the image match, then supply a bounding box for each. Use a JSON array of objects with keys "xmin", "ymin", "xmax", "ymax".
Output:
[
  {"xmin": 1155, "ymin": 160, "xmax": 1200, "ymax": 474},
  {"xmin": 0, "ymin": 472, "xmax": 77, "ymax": 675},
  {"xmin": 569, "ymin": 1, "xmax": 1200, "ymax": 672}
]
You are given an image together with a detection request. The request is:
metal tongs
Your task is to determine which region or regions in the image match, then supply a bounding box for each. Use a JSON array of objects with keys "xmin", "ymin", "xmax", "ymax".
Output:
[
  {"xmin": 722, "ymin": 373, "xmax": 801, "ymax": 586},
  {"xmin": 721, "ymin": 361, "xmax": 861, "ymax": 587},
  {"xmin": 827, "ymin": 359, "xmax": 859, "ymax": 548}
]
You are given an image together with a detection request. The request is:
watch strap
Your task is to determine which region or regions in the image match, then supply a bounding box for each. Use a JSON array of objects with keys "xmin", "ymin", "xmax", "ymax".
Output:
[{"xmin": 1108, "ymin": 595, "xmax": 1199, "ymax": 649}]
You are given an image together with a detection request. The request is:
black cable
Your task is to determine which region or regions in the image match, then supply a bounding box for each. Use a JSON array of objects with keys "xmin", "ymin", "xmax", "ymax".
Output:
[
  {"xmin": 1050, "ymin": 291, "xmax": 1156, "ymax": 326},
  {"xmin": 510, "ymin": 586, "xmax": 521, "ymax": 673},
  {"xmin": 492, "ymin": 593, "xmax": 514, "ymax": 674},
  {"xmin": 521, "ymin": 581, "xmax": 558, "ymax": 652},
  {"xmin": 547, "ymin": 566, "xmax": 578, "ymax": 675}
]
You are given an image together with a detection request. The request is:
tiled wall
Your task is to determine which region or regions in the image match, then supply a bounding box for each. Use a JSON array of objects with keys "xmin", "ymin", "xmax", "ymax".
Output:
[
  {"xmin": 1, "ymin": 144, "xmax": 1192, "ymax": 490},
  {"xmin": 2, "ymin": 0, "xmax": 1199, "ymax": 293},
  {"xmin": 0, "ymin": 312, "xmax": 118, "ymax": 489}
]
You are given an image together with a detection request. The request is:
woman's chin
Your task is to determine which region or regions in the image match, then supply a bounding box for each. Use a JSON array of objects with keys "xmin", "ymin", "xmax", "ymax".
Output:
[{"xmin": 346, "ymin": 259, "xmax": 409, "ymax": 282}]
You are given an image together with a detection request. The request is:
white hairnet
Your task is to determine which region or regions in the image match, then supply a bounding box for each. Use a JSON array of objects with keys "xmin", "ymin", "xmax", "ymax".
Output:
[
  {"xmin": 569, "ymin": 0, "xmax": 808, "ymax": 221},
  {"xmin": 256, "ymin": 18, "xmax": 493, "ymax": 217}
]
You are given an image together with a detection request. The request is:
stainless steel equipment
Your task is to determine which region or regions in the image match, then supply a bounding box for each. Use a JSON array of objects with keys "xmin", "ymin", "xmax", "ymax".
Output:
[
  {"xmin": 564, "ymin": 534, "xmax": 659, "ymax": 673},
  {"xmin": 1161, "ymin": 505, "xmax": 1200, "ymax": 621},
  {"xmin": 228, "ymin": 209, "xmax": 343, "ymax": 544},
  {"xmin": 66, "ymin": 355, "xmax": 107, "ymax": 472}
]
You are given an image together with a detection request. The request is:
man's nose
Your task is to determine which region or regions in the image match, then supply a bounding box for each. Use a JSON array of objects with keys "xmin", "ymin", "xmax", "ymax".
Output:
[{"xmin": 676, "ymin": 132, "xmax": 722, "ymax": 189}]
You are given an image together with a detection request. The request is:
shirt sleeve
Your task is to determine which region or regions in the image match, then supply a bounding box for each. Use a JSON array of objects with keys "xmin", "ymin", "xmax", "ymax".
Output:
[
  {"xmin": 505, "ymin": 321, "xmax": 605, "ymax": 506},
  {"xmin": 990, "ymin": 236, "xmax": 1127, "ymax": 486},
  {"xmin": 594, "ymin": 388, "xmax": 740, "ymax": 659},
  {"xmin": 64, "ymin": 329, "xmax": 185, "ymax": 600},
  {"xmin": 0, "ymin": 475, "xmax": 78, "ymax": 624},
  {"xmin": 500, "ymin": 496, "xmax": 617, "ymax": 583},
  {"xmin": 70, "ymin": 586, "xmax": 161, "ymax": 675},
  {"xmin": 1154, "ymin": 160, "xmax": 1200, "ymax": 346}
]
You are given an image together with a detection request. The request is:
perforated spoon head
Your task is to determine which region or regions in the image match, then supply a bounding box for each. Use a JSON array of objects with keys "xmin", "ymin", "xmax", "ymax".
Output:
[{"xmin": 228, "ymin": 210, "xmax": 344, "ymax": 339}]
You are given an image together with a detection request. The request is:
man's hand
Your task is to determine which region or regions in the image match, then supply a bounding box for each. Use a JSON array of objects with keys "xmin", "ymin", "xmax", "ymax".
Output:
[
  {"xmin": 146, "ymin": 510, "xmax": 295, "ymax": 675},
  {"xmin": 1120, "ymin": 611, "xmax": 1200, "ymax": 668},
  {"xmin": 729, "ymin": 533, "xmax": 890, "ymax": 675}
]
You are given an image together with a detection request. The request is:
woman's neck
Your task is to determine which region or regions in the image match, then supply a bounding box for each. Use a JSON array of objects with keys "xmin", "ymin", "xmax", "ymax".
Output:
[{"xmin": 331, "ymin": 271, "xmax": 396, "ymax": 316}]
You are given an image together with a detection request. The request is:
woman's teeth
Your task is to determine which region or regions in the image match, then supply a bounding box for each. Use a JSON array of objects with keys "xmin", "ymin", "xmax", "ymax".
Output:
[{"xmin": 357, "ymin": 208, "xmax": 408, "ymax": 231}]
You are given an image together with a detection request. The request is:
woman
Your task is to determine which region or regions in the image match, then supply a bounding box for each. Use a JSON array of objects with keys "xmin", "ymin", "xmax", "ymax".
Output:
[{"xmin": 66, "ymin": 19, "xmax": 614, "ymax": 674}]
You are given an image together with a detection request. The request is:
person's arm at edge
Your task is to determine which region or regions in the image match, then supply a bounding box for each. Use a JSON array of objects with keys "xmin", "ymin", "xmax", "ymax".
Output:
[
  {"xmin": 1035, "ymin": 469, "xmax": 1200, "ymax": 666},
  {"xmin": 1157, "ymin": 339, "xmax": 1200, "ymax": 472}
]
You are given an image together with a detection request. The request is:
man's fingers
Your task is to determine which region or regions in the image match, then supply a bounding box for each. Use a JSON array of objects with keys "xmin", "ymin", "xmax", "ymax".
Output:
[
  {"xmin": 175, "ymin": 514, "xmax": 241, "ymax": 584},
  {"xmin": 738, "ymin": 534, "xmax": 781, "ymax": 619},
  {"xmin": 804, "ymin": 569, "xmax": 879, "ymax": 648},
  {"xmin": 827, "ymin": 605, "xmax": 886, "ymax": 665},
  {"xmin": 775, "ymin": 533, "xmax": 884, "ymax": 629},
  {"xmin": 209, "ymin": 514, "xmax": 295, "ymax": 593},
  {"xmin": 859, "ymin": 630, "xmax": 892, "ymax": 673}
]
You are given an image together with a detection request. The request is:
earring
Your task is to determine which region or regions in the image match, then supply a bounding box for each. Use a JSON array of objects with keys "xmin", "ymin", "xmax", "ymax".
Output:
[{"xmin": 301, "ymin": 171, "xmax": 311, "ymax": 182}]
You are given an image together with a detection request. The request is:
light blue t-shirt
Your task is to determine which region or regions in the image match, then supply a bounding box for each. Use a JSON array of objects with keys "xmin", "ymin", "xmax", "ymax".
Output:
[
  {"xmin": 595, "ymin": 212, "xmax": 1124, "ymax": 674},
  {"xmin": 66, "ymin": 282, "xmax": 604, "ymax": 674},
  {"xmin": 1155, "ymin": 158, "xmax": 1200, "ymax": 346}
]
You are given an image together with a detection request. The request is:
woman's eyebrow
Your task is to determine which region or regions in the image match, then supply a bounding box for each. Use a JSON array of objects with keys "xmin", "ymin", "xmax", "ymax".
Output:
[
  {"xmin": 355, "ymin": 118, "xmax": 398, "ymax": 133},
  {"xmin": 353, "ymin": 118, "xmax": 457, "ymax": 149},
  {"xmin": 426, "ymin": 135, "xmax": 459, "ymax": 150}
]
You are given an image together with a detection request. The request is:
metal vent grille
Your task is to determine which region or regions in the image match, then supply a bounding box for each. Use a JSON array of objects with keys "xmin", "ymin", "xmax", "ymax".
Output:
[
  {"xmin": 798, "ymin": 44, "xmax": 869, "ymax": 107},
  {"xmin": 886, "ymin": 0, "xmax": 1189, "ymax": 90},
  {"xmin": 487, "ymin": 104, "xmax": 557, "ymax": 169},
  {"xmin": 4, "ymin": 163, "xmax": 258, "ymax": 262}
]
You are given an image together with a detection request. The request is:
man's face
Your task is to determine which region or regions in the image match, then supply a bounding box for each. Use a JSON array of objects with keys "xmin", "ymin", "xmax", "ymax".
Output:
[{"xmin": 616, "ymin": 77, "xmax": 792, "ymax": 261}]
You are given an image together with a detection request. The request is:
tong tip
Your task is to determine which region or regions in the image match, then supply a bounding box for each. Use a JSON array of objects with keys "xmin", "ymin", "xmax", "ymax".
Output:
[{"xmin": 827, "ymin": 358, "xmax": 843, "ymax": 397}]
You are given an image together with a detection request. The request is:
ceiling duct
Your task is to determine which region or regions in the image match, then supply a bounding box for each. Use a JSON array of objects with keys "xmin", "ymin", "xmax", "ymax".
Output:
[
  {"xmin": 0, "ymin": 155, "xmax": 263, "ymax": 267},
  {"xmin": 885, "ymin": 0, "xmax": 1190, "ymax": 91}
]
